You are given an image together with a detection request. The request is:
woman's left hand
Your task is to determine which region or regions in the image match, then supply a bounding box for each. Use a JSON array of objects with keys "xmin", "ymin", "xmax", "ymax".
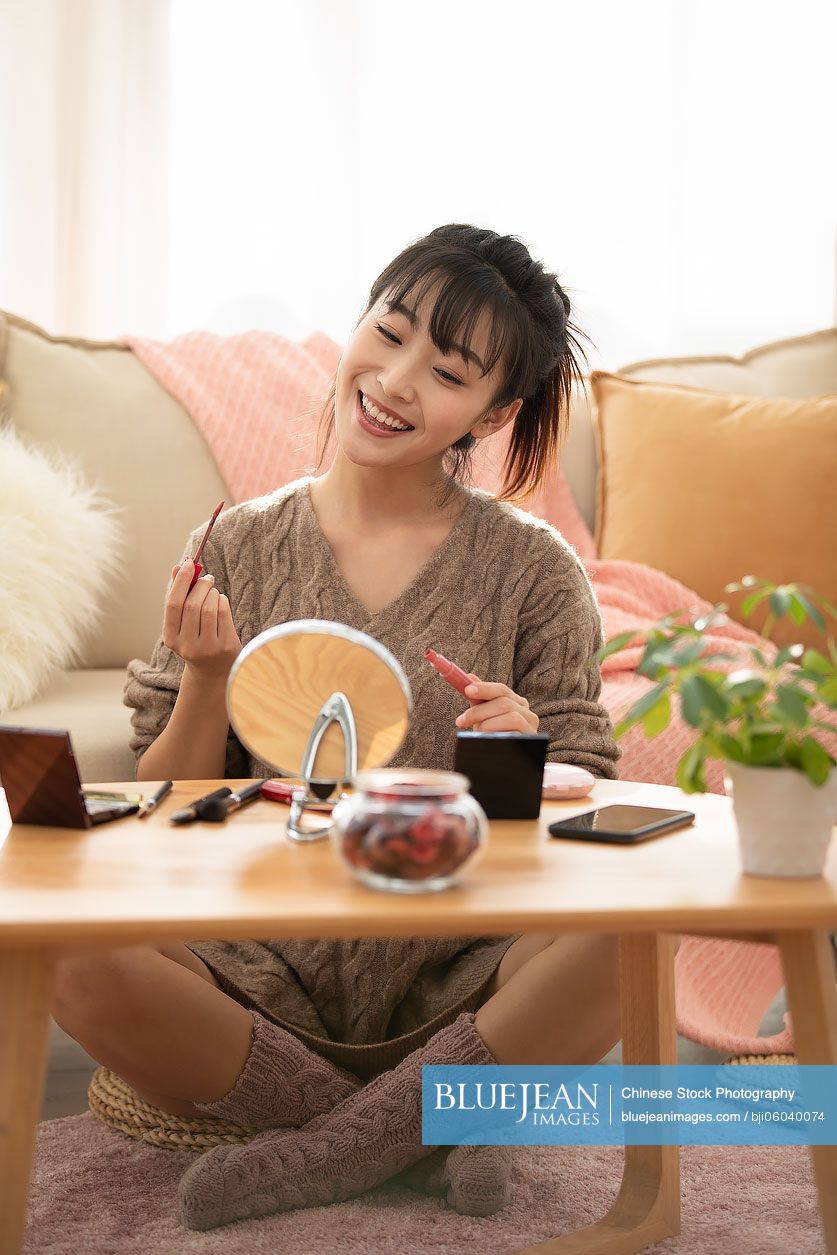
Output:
[{"xmin": 454, "ymin": 673, "xmax": 539, "ymax": 734}]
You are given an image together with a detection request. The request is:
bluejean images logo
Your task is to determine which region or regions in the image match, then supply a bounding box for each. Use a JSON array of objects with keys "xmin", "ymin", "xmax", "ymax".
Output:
[
  {"xmin": 421, "ymin": 1064, "xmax": 837, "ymax": 1146},
  {"xmin": 434, "ymin": 1076, "xmax": 601, "ymax": 1126}
]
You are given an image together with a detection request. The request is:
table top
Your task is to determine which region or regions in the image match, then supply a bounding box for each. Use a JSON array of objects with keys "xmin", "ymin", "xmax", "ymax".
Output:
[{"xmin": 1, "ymin": 777, "xmax": 835, "ymax": 945}]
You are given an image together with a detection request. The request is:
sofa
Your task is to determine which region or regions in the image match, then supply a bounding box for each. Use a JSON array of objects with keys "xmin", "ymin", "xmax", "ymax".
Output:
[{"xmin": 1, "ymin": 309, "xmax": 836, "ymax": 783}]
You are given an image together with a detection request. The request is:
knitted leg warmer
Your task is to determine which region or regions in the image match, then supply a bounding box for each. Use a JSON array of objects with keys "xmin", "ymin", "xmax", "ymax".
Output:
[
  {"xmin": 396, "ymin": 1145, "xmax": 515, "ymax": 1217},
  {"xmin": 178, "ymin": 1011, "xmax": 496, "ymax": 1230},
  {"xmin": 193, "ymin": 1012, "xmax": 362, "ymax": 1131}
]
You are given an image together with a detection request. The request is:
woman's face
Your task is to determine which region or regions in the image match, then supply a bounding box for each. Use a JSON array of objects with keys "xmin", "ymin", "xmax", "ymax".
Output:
[{"xmin": 333, "ymin": 284, "xmax": 520, "ymax": 468}]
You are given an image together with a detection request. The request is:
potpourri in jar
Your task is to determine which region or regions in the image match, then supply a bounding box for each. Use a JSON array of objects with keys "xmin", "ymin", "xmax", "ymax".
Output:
[{"xmin": 330, "ymin": 769, "xmax": 487, "ymax": 893}]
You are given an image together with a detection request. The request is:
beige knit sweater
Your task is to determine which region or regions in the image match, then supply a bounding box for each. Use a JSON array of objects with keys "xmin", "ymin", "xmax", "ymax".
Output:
[{"xmin": 123, "ymin": 476, "xmax": 621, "ymax": 1077}]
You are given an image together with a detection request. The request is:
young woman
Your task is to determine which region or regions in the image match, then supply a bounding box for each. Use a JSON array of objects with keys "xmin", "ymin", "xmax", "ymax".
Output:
[{"xmin": 53, "ymin": 224, "xmax": 623, "ymax": 1230}]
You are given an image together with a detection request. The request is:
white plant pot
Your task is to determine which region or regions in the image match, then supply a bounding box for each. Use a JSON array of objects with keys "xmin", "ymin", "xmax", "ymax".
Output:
[{"xmin": 724, "ymin": 762, "xmax": 837, "ymax": 878}]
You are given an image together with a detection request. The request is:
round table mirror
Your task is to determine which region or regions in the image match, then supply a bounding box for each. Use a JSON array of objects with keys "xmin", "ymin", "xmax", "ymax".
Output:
[{"xmin": 226, "ymin": 619, "xmax": 412, "ymax": 842}]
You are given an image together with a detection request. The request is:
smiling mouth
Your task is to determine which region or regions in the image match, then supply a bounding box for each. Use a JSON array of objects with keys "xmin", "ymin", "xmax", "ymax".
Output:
[{"xmin": 356, "ymin": 389, "xmax": 416, "ymax": 434}]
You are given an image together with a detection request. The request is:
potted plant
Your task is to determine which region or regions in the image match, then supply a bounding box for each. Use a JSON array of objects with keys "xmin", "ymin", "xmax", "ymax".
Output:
[{"xmin": 590, "ymin": 576, "xmax": 837, "ymax": 877}]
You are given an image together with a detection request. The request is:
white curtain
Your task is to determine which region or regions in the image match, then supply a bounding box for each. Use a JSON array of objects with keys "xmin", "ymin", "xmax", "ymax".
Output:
[
  {"xmin": 2, "ymin": 0, "xmax": 836, "ymax": 365},
  {"xmin": 0, "ymin": 0, "xmax": 170, "ymax": 339}
]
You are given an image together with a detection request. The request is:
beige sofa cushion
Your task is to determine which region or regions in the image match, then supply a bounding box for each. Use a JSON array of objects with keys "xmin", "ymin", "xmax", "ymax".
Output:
[
  {"xmin": 619, "ymin": 327, "xmax": 837, "ymax": 396},
  {"xmin": 591, "ymin": 370, "xmax": 837, "ymax": 649},
  {"xmin": 5, "ymin": 668, "xmax": 135, "ymax": 781},
  {"xmin": 0, "ymin": 312, "xmax": 230, "ymax": 668}
]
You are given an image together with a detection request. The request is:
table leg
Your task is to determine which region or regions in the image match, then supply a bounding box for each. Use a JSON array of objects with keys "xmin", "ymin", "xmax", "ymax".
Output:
[
  {"xmin": 778, "ymin": 930, "xmax": 837, "ymax": 1254},
  {"xmin": 0, "ymin": 947, "xmax": 56, "ymax": 1255},
  {"xmin": 516, "ymin": 933, "xmax": 680, "ymax": 1255}
]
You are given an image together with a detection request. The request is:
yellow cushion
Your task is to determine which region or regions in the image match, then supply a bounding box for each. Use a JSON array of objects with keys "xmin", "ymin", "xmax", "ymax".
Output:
[{"xmin": 591, "ymin": 371, "xmax": 837, "ymax": 650}]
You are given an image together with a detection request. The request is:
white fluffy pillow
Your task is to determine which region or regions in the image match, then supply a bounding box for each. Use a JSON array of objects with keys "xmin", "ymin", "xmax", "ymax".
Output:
[{"xmin": 0, "ymin": 424, "xmax": 125, "ymax": 710}]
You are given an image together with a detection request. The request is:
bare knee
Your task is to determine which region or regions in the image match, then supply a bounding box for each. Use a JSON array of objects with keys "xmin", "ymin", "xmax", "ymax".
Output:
[{"xmin": 52, "ymin": 946, "xmax": 151, "ymax": 1025}]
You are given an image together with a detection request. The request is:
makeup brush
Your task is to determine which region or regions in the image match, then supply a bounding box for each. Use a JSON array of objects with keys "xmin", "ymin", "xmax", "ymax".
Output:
[
  {"xmin": 169, "ymin": 786, "xmax": 232, "ymax": 825},
  {"xmin": 189, "ymin": 500, "xmax": 225, "ymax": 590},
  {"xmin": 200, "ymin": 778, "xmax": 271, "ymax": 823}
]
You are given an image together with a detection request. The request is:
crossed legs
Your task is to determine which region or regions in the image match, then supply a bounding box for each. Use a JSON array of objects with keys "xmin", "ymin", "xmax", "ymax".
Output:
[{"xmin": 52, "ymin": 930, "xmax": 629, "ymax": 1122}]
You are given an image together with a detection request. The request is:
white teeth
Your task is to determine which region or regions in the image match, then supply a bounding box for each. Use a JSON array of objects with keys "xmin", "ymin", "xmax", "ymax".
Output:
[{"xmin": 360, "ymin": 392, "xmax": 411, "ymax": 430}]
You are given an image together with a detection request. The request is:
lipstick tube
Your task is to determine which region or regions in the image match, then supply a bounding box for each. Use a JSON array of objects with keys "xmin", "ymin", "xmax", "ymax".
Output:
[
  {"xmin": 424, "ymin": 648, "xmax": 485, "ymax": 705},
  {"xmin": 189, "ymin": 500, "xmax": 225, "ymax": 590}
]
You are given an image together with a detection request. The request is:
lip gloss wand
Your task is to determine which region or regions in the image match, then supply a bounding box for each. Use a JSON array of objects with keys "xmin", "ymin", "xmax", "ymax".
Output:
[
  {"xmin": 424, "ymin": 648, "xmax": 486, "ymax": 707},
  {"xmin": 188, "ymin": 500, "xmax": 225, "ymax": 590}
]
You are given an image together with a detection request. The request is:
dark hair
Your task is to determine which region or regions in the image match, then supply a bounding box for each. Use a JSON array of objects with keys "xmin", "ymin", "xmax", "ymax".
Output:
[{"xmin": 313, "ymin": 223, "xmax": 590, "ymax": 506}]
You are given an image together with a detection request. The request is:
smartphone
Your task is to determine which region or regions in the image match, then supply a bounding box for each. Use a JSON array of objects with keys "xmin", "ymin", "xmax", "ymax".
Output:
[{"xmin": 548, "ymin": 803, "xmax": 695, "ymax": 844}]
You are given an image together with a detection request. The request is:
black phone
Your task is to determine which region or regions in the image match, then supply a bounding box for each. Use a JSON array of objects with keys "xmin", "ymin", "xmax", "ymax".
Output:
[{"xmin": 547, "ymin": 803, "xmax": 695, "ymax": 844}]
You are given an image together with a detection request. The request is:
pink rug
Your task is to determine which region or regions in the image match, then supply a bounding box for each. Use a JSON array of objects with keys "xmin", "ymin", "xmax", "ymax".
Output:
[{"xmin": 23, "ymin": 1113, "xmax": 825, "ymax": 1253}]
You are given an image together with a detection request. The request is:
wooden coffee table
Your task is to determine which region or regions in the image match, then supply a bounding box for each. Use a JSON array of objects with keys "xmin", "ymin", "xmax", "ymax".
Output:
[{"xmin": 1, "ymin": 776, "xmax": 835, "ymax": 1254}]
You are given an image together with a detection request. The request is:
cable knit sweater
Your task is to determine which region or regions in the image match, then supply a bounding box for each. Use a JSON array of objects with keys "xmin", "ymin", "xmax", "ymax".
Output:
[{"xmin": 123, "ymin": 476, "xmax": 621, "ymax": 1078}]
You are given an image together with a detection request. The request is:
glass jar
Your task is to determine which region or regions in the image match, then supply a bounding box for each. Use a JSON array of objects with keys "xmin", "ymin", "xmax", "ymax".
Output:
[{"xmin": 330, "ymin": 769, "xmax": 488, "ymax": 893}]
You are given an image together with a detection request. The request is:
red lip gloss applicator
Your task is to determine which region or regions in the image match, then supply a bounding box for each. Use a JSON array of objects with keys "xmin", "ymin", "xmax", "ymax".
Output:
[
  {"xmin": 188, "ymin": 500, "xmax": 225, "ymax": 590},
  {"xmin": 424, "ymin": 648, "xmax": 485, "ymax": 707}
]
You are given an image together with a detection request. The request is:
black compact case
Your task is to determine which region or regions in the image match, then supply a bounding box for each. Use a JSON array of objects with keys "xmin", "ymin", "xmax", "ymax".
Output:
[{"xmin": 453, "ymin": 732, "xmax": 549, "ymax": 819}]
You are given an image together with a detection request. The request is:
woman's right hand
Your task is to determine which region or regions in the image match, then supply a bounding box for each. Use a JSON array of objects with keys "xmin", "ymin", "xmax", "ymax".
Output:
[{"xmin": 163, "ymin": 559, "xmax": 243, "ymax": 682}]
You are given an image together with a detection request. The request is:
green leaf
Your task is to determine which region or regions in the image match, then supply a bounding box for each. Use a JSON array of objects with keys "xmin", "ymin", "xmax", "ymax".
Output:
[
  {"xmin": 715, "ymin": 732, "xmax": 747, "ymax": 762},
  {"xmin": 673, "ymin": 639, "xmax": 711, "ymax": 665},
  {"xmin": 679, "ymin": 674, "xmax": 729, "ymax": 728},
  {"xmin": 746, "ymin": 732, "xmax": 786, "ymax": 765},
  {"xmin": 593, "ymin": 630, "xmax": 643, "ymax": 663},
  {"xmin": 624, "ymin": 680, "xmax": 671, "ymax": 724},
  {"xmin": 774, "ymin": 644, "xmax": 805, "ymax": 667},
  {"xmin": 795, "ymin": 590, "xmax": 826, "ymax": 632},
  {"xmin": 773, "ymin": 684, "xmax": 810, "ymax": 726},
  {"xmin": 818, "ymin": 678, "xmax": 837, "ymax": 706},
  {"xmin": 802, "ymin": 649, "xmax": 833, "ymax": 676},
  {"xmin": 725, "ymin": 671, "xmax": 767, "ymax": 702},
  {"xmin": 800, "ymin": 736, "xmax": 834, "ymax": 785},
  {"xmin": 787, "ymin": 594, "xmax": 807, "ymax": 626},
  {"xmin": 769, "ymin": 588, "xmax": 791, "ymax": 618},
  {"xmin": 642, "ymin": 691, "xmax": 671, "ymax": 737},
  {"xmin": 638, "ymin": 642, "xmax": 682, "ymax": 675},
  {"xmin": 741, "ymin": 589, "xmax": 772, "ymax": 617},
  {"xmin": 675, "ymin": 741, "xmax": 707, "ymax": 793}
]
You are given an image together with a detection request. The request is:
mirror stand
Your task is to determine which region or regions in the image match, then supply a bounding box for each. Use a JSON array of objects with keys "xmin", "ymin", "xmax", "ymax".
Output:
[{"xmin": 287, "ymin": 691, "xmax": 358, "ymax": 843}]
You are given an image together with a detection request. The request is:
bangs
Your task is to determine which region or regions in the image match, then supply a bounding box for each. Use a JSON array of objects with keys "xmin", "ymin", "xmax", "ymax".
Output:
[{"xmin": 369, "ymin": 251, "xmax": 536, "ymax": 401}]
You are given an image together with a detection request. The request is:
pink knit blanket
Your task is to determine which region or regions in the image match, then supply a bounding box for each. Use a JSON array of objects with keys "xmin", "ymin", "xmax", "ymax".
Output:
[{"xmin": 126, "ymin": 327, "xmax": 836, "ymax": 1059}]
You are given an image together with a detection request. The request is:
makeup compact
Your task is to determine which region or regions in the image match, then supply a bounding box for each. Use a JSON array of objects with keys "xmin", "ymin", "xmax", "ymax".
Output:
[
  {"xmin": 0, "ymin": 727, "xmax": 142, "ymax": 827},
  {"xmin": 453, "ymin": 731, "xmax": 549, "ymax": 819},
  {"xmin": 542, "ymin": 762, "xmax": 596, "ymax": 799}
]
